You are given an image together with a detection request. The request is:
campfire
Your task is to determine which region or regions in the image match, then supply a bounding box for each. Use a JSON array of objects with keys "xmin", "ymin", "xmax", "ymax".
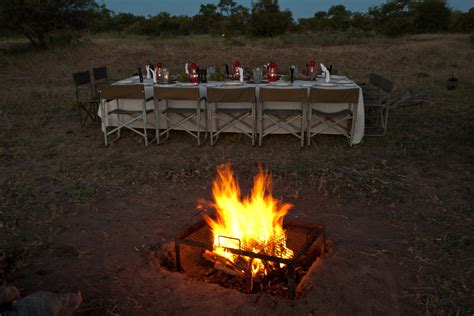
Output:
[
  {"xmin": 203, "ymin": 164, "xmax": 294, "ymax": 279},
  {"xmin": 171, "ymin": 164, "xmax": 327, "ymax": 298}
]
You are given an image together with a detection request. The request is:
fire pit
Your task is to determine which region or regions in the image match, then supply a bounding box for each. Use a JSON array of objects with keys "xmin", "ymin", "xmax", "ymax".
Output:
[
  {"xmin": 169, "ymin": 164, "xmax": 326, "ymax": 298},
  {"xmin": 175, "ymin": 219, "xmax": 324, "ymax": 298}
]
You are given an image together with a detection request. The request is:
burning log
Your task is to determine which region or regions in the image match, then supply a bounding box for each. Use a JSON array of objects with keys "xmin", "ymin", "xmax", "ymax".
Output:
[{"xmin": 203, "ymin": 250, "xmax": 248, "ymax": 278}]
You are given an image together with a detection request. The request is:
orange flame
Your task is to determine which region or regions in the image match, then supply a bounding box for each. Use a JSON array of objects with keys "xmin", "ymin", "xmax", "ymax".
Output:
[{"xmin": 203, "ymin": 164, "xmax": 294, "ymax": 278}]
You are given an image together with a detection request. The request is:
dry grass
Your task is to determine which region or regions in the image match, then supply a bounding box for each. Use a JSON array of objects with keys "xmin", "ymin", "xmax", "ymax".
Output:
[{"xmin": 0, "ymin": 33, "xmax": 473, "ymax": 314}]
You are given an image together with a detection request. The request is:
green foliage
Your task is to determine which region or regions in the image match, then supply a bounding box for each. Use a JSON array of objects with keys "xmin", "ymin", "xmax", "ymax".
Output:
[
  {"xmin": 368, "ymin": 1, "xmax": 412, "ymax": 37},
  {"xmin": 247, "ymin": 1, "xmax": 294, "ymax": 37},
  {"xmin": 327, "ymin": 5, "xmax": 351, "ymax": 30},
  {"xmin": 1, "ymin": 0, "xmax": 472, "ymax": 47},
  {"xmin": 129, "ymin": 12, "xmax": 192, "ymax": 37},
  {"xmin": 177, "ymin": 72, "xmax": 188, "ymax": 82},
  {"xmin": 0, "ymin": 0, "xmax": 101, "ymax": 48},
  {"xmin": 412, "ymin": 1, "xmax": 451, "ymax": 33},
  {"xmin": 450, "ymin": 8, "xmax": 474, "ymax": 32},
  {"xmin": 209, "ymin": 72, "xmax": 226, "ymax": 81},
  {"xmin": 351, "ymin": 12, "xmax": 373, "ymax": 32}
]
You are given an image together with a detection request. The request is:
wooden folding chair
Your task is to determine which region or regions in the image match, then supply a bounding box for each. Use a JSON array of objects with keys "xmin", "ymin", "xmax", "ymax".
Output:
[
  {"xmin": 98, "ymin": 84, "xmax": 157, "ymax": 147},
  {"xmin": 72, "ymin": 70, "xmax": 99, "ymax": 130},
  {"xmin": 207, "ymin": 87, "xmax": 257, "ymax": 146},
  {"xmin": 307, "ymin": 88, "xmax": 359, "ymax": 146},
  {"xmin": 259, "ymin": 87, "xmax": 307, "ymax": 147},
  {"xmin": 361, "ymin": 74, "xmax": 394, "ymax": 136},
  {"xmin": 153, "ymin": 87, "xmax": 207, "ymax": 146}
]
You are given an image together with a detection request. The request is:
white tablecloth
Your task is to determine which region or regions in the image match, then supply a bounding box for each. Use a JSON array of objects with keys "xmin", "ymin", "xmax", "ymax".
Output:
[{"xmin": 99, "ymin": 77, "xmax": 364, "ymax": 144}]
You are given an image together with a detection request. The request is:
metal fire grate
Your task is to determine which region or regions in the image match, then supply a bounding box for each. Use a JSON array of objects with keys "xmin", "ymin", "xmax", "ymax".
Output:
[{"xmin": 175, "ymin": 219, "xmax": 325, "ymax": 298}]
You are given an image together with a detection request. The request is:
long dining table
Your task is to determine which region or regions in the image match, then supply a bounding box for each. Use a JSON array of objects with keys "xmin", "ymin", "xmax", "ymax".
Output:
[{"xmin": 98, "ymin": 75, "xmax": 365, "ymax": 144}]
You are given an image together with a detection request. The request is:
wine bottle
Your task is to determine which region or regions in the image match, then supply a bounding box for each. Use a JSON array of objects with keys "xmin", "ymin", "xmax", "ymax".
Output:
[
  {"xmin": 138, "ymin": 67, "xmax": 143, "ymax": 83},
  {"xmin": 225, "ymin": 64, "xmax": 230, "ymax": 78}
]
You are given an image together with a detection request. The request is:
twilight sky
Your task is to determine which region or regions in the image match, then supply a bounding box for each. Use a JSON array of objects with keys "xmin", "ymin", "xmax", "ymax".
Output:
[{"xmin": 101, "ymin": 0, "xmax": 472, "ymax": 19}]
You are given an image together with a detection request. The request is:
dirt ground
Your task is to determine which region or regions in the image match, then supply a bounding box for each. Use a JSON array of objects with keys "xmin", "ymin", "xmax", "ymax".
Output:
[{"xmin": 0, "ymin": 34, "xmax": 473, "ymax": 315}]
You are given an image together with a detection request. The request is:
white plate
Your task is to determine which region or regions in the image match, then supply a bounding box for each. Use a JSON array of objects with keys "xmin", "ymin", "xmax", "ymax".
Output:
[
  {"xmin": 118, "ymin": 79, "xmax": 134, "ymax": 84},
  {"xmin": 177, "ymin": 82, "xmax": 195, "ymax": 87},
  {"xmin": 301, "ymin": 84, "xmax": 313, "ymax": 87},
  {"xmin": 222, "ymin": 82, "xmax": 242, "ymax": 86},
  {"xmin": 315, "ymin": 82, "xmax": 336, "ymax": 87},
  {"xmin": 334, "ymin": 80, "xmax": 353, "ymax": 84},
  {"xmin": 271, "ymin": 82, "xmax": 291, "ymax": 87},
  {"xmin": 342, "ymin": 83, "xmax": 358, "ymax": 87},
  {"xmin": 330, "ymin": 75, "xmax": 346, "ymax": 79}
]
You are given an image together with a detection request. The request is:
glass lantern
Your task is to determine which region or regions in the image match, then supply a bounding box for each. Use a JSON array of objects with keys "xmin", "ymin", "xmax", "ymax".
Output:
[
  {"xmin": 267, "ymin": 62, "xmax": 278, "ymax": 82},
  {"xmin": 232, "ymin": 61, "xmax": 241, "ymax": 80},
  {"xmin": 188, "ymin": 63, "xmax": 199, "ymax": 84},
  {"xmin": 155, "ymin": 62, "xmax": 163, "ymax": 81},
  {"xmin": 306, "ymin": 60, "xmax": 317, "ymax": 80},
  {"xmin": 162, "ymin": 68, "xmax": 169, "ymax": 83}
]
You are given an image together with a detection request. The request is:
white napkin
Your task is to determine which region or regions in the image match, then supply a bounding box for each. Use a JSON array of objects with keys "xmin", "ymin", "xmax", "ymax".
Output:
[
  {"xmin": 150, "ymin": 68, "xmax": 157, "ymax": 84},
  {"xmin": 320, "ymin": 63, "xmax": 330, "ymax": 83},
  {"xmin": 147, "ymin": 65, "xmax": 153, "ymax": 79},
  {"xmin": 239, "ymin": 67, "xmax": 244, "ymax": 83},
  {"xmin": 185, "ymin": 63, "xmax": 189, "ymax": 75}
]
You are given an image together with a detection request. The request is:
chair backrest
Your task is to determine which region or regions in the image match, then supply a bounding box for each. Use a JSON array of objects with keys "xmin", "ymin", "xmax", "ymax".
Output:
[
  {"xmin": 154, "ymin": 87, "xmax": 200, "ymax": 101},
  {"xmin": 309, "ymin": 88, "xmax": 359, "ymax": 104},
  {"xmin": 93, "ymin": 67, "xmax": 108, "ymax": 81},
  {"xmin": 73, "ymin": 71, "xmax": 91, "ymax": 87},
  {"xmin": 207, "ymin": 87, "xmax": 256, "ymax": 103},
  {"xmin": 260, "ymin": 88, "xmax": 307, "ymax": 103},
  {"xmin": 369, "ymin": 74, "xmax": 393, "ymax": 93},
  {"xmin": 98, "ymin": 84, "xmax": 145, "ymax": 100}
]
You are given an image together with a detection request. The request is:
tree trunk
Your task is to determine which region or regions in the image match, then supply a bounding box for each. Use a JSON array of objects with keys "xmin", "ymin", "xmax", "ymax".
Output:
[{"xmin": 23, "ymin": 32, "xmax": 39, "ymax": 48}]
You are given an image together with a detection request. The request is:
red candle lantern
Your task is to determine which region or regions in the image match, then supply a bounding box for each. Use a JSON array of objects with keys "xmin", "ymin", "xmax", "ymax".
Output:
[
  {"xmin": 306, "ymin": 60, "xmax": 317, "ymax": 80},
  {"xmin": 232, "ymin": 61, "xmax": 241, "ymax": 80},
  {"xmin": 267, "ymin": 62, "xmax": 278, "ymax": 82},
  {"xmin": 155, "ymin": 62, "xmax": 163, "ymax": 80},
  {"xmin": 188, "ymin": 63, "xmax": 199, "ymax": 84}
]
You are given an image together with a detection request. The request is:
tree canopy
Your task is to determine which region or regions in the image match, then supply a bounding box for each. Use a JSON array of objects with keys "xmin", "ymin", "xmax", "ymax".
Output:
[{"xmin": 0, "ymin": 0, "xmax": 473, "ymax": 48}]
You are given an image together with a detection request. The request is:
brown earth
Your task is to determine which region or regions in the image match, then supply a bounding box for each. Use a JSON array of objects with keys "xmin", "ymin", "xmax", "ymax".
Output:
[{"xmin": 0, "ymin": 34, "xmax": 473, "ymax": 315}]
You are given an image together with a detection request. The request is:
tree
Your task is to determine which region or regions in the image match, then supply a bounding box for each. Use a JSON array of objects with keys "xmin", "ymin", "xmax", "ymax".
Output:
[
  {"xmin": 327, "ymin": 5, "xmax": 351, "ymax": 30},
  {"xmin": 0, "ymin": 0, "xmax": 101, "ymax": 48},
  {"xmin": 450, "ymin": 7, "xmax": 474, "ymax": 32},
  {"xmin": 351, "ymin": 12, "xmax": 373, "ymax": 32},
  {"xmin": 193, "ymin": 4, "xmax": 223, "ymax": 34},
  {"xmin": 248, "ymin": 0, "xmax": 293, "ymax": 37},
  {"xmin": 109, "ymin": 13, "xmax": 146, "ymax": 32},
  {"xmin": 368, "ymin": 0, "xmax": 412, "ymax": 36},
  {"xmin": 218, "ymin": 0, "xmax": 237, "ymax": 16},
  {"xmin": 411, "ymin": 0, "xmax": 451, "ymax": 33},
  {"xmin": 223, "ymin": 5, "xmax": 250, "ymax": 36}
]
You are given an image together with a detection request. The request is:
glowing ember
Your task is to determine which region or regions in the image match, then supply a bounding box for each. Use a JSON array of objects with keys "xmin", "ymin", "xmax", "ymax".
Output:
[{"xmin": 202, "ymin": 164, "xmax": 294, "ymax": 279}]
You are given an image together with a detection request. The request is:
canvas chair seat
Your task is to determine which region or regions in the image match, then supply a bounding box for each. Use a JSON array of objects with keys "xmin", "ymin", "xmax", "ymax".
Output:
[
  {"xmin": 307, "ymin": 88, "xmax": 359, "ymax": 146},
  {"xmin": 216, "ymin": 107, "xmax": 252, "ymax": 113},
  {"xmin": 99, "ymin": 84, "xmax": 158, "ymax": 147},
  {"xmin": 207, "ymin": 87, "xmax": 257, "ymax": 146},
  {"xmin": 259, "ymin": 87, "xmax": 307, "ymax": 147},
  {"xmin": 154, "ymin": 87, "xmax": 206, "ymax": 146},
  {"xmin": 312, "ymin": 108, "xmax": 352, "ymax": 118}
]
